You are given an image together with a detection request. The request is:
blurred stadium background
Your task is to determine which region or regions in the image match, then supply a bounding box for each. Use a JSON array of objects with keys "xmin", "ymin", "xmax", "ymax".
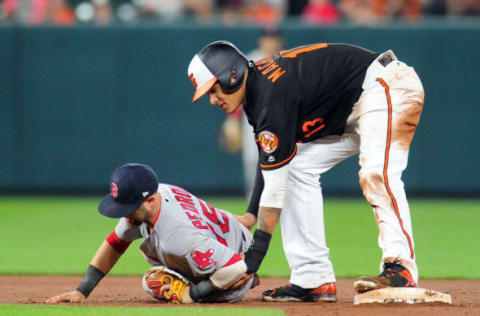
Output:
[
  {"xmin": 0, "ymin": 0, "xmax": 479, "ymax": 198},
  {"xmin": 1, "ymin": 6, "xmax": 479, "ymax": 316}
]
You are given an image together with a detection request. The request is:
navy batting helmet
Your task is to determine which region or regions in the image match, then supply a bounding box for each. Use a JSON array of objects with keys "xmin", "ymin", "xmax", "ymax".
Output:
[
  {"xmin": 98, "ymin": 163, "xmax": 159, "ymax": 218},
  {"xmin": 188, "ymin": 41, "xmax": 249, "ymax": 103}
]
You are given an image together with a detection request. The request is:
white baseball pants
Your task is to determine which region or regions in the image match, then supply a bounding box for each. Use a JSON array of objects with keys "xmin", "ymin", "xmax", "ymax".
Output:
[{"xmin": 282, "ymin": 51, "xmax": 424, "ymax": 288}]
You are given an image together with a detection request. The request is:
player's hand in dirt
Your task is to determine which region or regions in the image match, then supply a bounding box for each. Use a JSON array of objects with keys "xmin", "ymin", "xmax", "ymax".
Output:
[
  {"xmin": 45, "ymin": 290, "xmax": 86, "ymax": 304},
  {"xmin": 234, "ymin": 213, "xmax": 256, "ymax": 230}
]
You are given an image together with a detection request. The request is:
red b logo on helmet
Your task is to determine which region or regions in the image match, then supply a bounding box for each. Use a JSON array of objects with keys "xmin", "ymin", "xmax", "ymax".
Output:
[{"xmin": 111, "ymin": 183, "xmax": 119, "ymax": 199}]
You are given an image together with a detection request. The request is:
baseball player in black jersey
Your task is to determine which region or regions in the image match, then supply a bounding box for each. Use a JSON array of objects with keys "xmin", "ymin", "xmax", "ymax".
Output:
[{"xmin": 188, "ymin": 41, "xmax": 424, "ymax": 302}]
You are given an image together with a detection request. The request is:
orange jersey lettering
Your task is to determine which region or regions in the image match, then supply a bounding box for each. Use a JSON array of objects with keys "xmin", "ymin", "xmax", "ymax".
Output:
[{"xmin": 256, "ymin": 58, "xmax": 286, "ymax": 83}]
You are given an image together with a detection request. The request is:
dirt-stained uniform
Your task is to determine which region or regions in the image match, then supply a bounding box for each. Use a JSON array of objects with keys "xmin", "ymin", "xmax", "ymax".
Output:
[
  {"xmin": 107, "ymin": 183, "xmax": 254, "ymax": 303},
  {"xmin": 244, "ymin": 43, "xmax": 424, "ymax": 288}
]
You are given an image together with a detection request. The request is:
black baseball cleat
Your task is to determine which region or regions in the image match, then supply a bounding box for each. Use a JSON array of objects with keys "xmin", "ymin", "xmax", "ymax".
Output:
[
  {"xmin": 354, "ymin": 261, "xmax": 417, "ymax": 294},
  {"xmin": 262, "ymin": 282, "xmax": 337, "ymax": 302}
]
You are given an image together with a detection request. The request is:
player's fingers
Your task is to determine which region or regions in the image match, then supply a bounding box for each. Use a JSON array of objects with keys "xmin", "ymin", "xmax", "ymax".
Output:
[
  {"xmin": 45, "ymin": 296, "xmax": 57, "ymax": 304},
  {"xmin": 71, "ymin": 293, "xmax": 85, "ymax": 303},
  {"xmin": 230, "ymin": 273, "xmax": 253, "ymax": 290},
  {"xmin": 159, "ymin": 284, "xmax": 171, "ymax": 297},
  {"xmin": 230, "ymin": 276, "xmax": 248, "ymax": 290},
  {"xmin": 45, "ymin": 293, "xmax": 70, "ymax": 304},
  {"xmin": 251, "ymin": 274, "xmax": 260, "ymax": 289},
  {"xmin": 46, "ymin": 291, "xmax": 85, "ymax": 304}
]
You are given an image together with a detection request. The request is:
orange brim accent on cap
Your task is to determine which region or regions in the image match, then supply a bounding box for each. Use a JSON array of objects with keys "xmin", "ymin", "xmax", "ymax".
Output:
[{"xmin": 192, "ymin": 77, "xmax": 217, "ymax": 103}]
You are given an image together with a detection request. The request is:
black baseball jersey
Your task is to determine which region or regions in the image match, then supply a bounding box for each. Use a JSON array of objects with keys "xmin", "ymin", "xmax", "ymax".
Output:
[{"xmin": 244, "ymin": 43, "xmax": 378, "ymax": 170}]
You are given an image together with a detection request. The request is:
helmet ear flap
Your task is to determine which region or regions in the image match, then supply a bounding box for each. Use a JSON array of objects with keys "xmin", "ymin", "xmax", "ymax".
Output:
[
  {"xmin": 221, "ymin": 64, "xmax": 247, "ymax": 93},
  {"xmin": 230, "ymin": 69, "xmax": 238, "ymax": 85},
  {"xmin": 216, "ymin": 70, "xmax": 233, "ymax": 93}
]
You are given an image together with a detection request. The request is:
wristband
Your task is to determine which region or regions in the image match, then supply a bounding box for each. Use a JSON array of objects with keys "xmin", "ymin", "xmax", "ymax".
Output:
[
  {"xmin": 76, "ymin": 264, "xmax": 106, "ymax": 298},
  {"xmin": 189, "ymin": 279, "xmax": 217, "ymax": 302},
  {"xmin": 244, "ymin": 230, "xmax": 272, "ymax": 274}
]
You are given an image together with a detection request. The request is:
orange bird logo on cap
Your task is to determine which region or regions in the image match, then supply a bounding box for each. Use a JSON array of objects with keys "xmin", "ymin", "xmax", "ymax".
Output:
[{"xmin": 189, "ymin": 73, "xmax": 198, "ymax": 88}]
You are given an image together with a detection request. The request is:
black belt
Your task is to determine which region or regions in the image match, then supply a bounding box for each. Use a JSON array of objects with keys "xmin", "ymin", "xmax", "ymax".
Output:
[{"xmin": 378, "ymin": 53, "xmax": 396, "ymax": 67}]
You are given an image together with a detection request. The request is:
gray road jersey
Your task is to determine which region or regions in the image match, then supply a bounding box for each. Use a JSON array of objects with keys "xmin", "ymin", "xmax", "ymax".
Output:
[{"xmin": 114, "ymin": 184, "xmax": 253, "ymax": 301}]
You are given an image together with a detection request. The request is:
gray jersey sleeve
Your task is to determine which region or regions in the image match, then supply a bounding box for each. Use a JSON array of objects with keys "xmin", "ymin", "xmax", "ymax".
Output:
[
  {"xmin": 186, "ymin": 234, "xmax": 239, "ymax": 278},
  {"xmin": 114, "ymin": 218, "xmax": 143, "ymax": 242}
]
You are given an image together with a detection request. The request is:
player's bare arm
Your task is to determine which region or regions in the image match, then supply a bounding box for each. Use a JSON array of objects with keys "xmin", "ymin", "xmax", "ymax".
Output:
[
  {"xmin": 230, "ymin": 206, "xmax": 280, "ymax": 290},
  {"xmin": 91, "ymin": 240, "xmax": 123, "ymax": 273},
  {"xmin": 257, "ymin": 206, "xmax": 281, "ymax": 234},
  {"xmin": 234, "ymin": 213, "xmax": 256, "ymax": 230},
  {"xmin": 235, "ymin": 165, "xmax": 264, "ymax": 231},
  {"xmin": 46, "ymin": 241, "xmax": 122, "ymax": 304}
]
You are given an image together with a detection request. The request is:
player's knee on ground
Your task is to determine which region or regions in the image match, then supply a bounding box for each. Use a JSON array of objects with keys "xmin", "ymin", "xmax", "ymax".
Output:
[
  {"xmin": 359, "ymin": 169, "xmax": 391, "ymax": 208},
  {"xmin": 210, "ymin": 259, "xmax": 247, "ymax": 289}
]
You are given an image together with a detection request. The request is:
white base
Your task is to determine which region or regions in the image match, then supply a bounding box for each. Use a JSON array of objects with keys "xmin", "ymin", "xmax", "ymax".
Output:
[{"xmin": 354, "ymin": 287, "xmax": 452, "ymax": 305}]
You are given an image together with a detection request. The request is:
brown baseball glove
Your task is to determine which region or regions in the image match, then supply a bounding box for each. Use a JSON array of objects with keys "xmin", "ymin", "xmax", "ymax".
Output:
[{"xmin": 142, "ymin": 266, "xmax": 190, "ymax": 304}]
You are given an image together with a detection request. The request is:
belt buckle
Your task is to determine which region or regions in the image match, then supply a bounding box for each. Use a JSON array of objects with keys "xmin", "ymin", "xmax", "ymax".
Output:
[{"xmin": 379, "ymin": 53, "xmax": 393, "ymax": 67}]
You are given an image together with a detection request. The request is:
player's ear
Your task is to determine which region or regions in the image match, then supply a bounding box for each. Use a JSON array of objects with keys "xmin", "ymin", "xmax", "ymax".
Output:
[
  {"xmin": 146, "ymin": 195, "xmax": 156, "ymax": 203},
  {"xmin": 142, "ymin": 195, "xmax": 155, "ymax": 210}
]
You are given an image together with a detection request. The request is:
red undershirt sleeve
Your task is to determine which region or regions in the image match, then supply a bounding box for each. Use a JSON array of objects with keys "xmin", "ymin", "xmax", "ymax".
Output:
[
  {"xmin": 222, "ymin": 253, "xmax": 243, "ymax": 268},
  {"xmin": 105, "ymin": 230, "xmax": 132, "ymax": 254}
]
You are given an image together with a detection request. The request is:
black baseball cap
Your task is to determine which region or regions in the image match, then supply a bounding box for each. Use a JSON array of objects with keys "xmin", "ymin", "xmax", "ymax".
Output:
[{"xmin": 98, "ymin": 163, "xmax": 159, "ymax": 218}]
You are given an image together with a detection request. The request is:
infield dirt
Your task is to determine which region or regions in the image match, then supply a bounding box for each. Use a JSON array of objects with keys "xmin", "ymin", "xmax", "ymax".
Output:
[{"xmin": 1, "ymin": 276, "xmax": 478, "ymax": 315}]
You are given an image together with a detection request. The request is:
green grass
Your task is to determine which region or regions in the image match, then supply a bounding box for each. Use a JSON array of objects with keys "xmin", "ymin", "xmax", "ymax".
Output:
[
  {"xmin": 0, "ymin": 196, "xmax": 478, "ymax": 279},
  {"xmin": 0, "ymin": 304, "xmax": 285, "ymax": 316}
]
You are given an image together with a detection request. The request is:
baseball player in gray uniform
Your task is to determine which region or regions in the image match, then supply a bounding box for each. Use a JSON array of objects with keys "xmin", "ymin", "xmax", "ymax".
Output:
[{"xmin": 46, "ymin": 163, "xmax": 255, "ymax": 304}]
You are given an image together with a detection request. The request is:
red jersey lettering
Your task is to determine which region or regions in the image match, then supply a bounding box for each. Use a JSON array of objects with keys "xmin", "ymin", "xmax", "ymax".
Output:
[
  {"xmin": 171, "ymin": 186, "xmax": 229, "ymax": 246},
  {"xmin": 186, "ymin": 211, "xmax": 200, "ymax": 220},
  {"xmin": 198, "ymin": 200, "xmax": 230, "ymax": 234},
  {"xmin": 181, "ymin": 203, "xmax": 199, "ymax": 213},
  {"xmin": 206, "ymin": 222, "xmax": 227, "ymax": 246},
  {"xmin": 176, "ymin": 195, "xmax": 195, "ymax": 206},
  {"xmin": 192, "ymin": 220, "xmax": 209, "ymax": 230},
  {"xmin": 171, "ymin": 187, "xmax": 191, "ymax": 197}
]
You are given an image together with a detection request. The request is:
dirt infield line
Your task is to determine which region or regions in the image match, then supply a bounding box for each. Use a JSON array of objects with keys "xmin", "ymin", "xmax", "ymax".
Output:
[{"xmin": 1, "ymin": 276, "xmax": 479, "ymax": 315}]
